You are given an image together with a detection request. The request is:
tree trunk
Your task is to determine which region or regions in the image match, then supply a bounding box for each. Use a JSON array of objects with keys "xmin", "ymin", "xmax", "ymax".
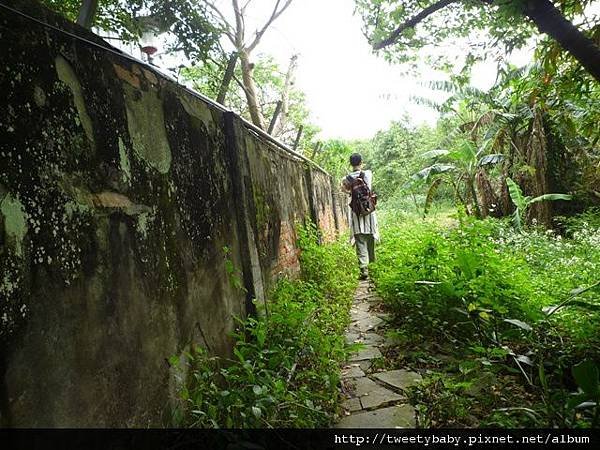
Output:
[
  {"xmin": 274, "ymin": 54, "xmax": 298, "ymax": 137},
  {"xmin": 239, "ymin": 51, "xmax": 266, "ymax": 130},
  {"xmin": 476, "ymin": 169, "xmax": 500, "ymax": 218},
  {"xmin": 293, "ymin": 126, "xmax": 303, "ymax": 150},
  {"xmin": 309, "ymin": 141, "xmax": 322, "ymax": 159},
  {"xmin": 523, "ymin": 0, "xmax": 600, "ymax": 82},
  {"xmin": 468, "ymin": 175, "xmax": 483, "ymax": 218},
  {"xmin": 526, "ymin": 107, "xmax": 552, "ymax": 227},
  {"xmin": 268, "ymin": 101, "xmax": 283, "ymax": 134},
  {"xmin": 76, "ymin": 0, "xmax": 99, "ymax": 29},
  {"xmin": 217, "ymin": 53, "xmax": 238, "ymax": 105}
]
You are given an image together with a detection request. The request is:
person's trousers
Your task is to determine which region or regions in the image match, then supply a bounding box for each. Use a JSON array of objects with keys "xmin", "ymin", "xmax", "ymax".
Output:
[{"xmin": 355, "ymin": 233, "xmax": 375, "ymax": 269}]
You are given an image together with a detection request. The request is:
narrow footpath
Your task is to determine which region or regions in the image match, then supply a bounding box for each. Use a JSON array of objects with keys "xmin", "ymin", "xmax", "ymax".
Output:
[{"xmin": 336, "ymin": 280, "xmax": 421, "ymax": 428}]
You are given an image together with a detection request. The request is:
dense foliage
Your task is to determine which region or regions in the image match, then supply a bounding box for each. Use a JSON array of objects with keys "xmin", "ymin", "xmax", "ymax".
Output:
[
  {"xmin": 415, "ymin": 59, "xmax": 600, "ymax": 222},
  {"xmin": 313, "ymin": 121, "xmax": 446, "ymax": 212},
  {"xmin": 172, "ymin": 224, "xmax": 356, "ymax": 428},
  {"xmin": 354, "ymin": 1, "xmax": 599, "ymax": 228},
  {"xmin": 39, "ymin": 0, "xmax": 221, "ymax": 63},
  {"xmin": 356, "ymin": 0, "xmax": 600, "ymax": 79},
  {"xmin": 370, "ymin": 210, "xmax": 600, "ymax": 427}
]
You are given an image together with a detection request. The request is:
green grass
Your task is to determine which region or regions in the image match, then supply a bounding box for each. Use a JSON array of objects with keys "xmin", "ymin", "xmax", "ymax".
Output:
[
  {"xmin": 370, "ymin": 209, "xmax": 600, "ymax": 428},
  {"xmin": 172, "ymin": 223, "xmax": 357, "ymax": 428}
]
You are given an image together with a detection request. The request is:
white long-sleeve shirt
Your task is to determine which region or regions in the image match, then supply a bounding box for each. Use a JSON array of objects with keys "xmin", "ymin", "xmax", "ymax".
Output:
[{"xmin": 343, "ymin": 170, "xmax": 379, "ymax": 240}]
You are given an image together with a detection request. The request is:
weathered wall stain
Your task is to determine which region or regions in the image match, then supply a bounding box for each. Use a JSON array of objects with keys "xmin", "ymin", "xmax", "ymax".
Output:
[
  {"xmin": 0, "ymin": 194, "xmax": 28, "ymax": 257},
  {"xmin": 123, "ymin": 84, "xmax": 172, "ymax": 174},
  {"xmin": 0, "ymin": 0, "xmax": 348, "ymax": 427},
  {"xmin": 55, "ymin": 55, "xmax": 95, "ymax": 146}
]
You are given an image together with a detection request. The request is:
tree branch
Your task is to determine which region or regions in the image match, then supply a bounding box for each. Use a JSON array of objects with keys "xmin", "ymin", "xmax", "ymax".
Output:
[
  {"xmin": 206, "ymin": 1, "xmax": 236, "ymax": 44},
  {"xmin": 76, "ymin": 0, "xmax": 99, "ymax": 29},
  {"xmin": 241, "ymin": 0, "xmax": 254, "ymax": 14},
  {"xmin": 232, "ymin": 73, "xmax": 252, "ymax": 101},
  {"xmin": 247, "ymin": 0, "xmax": 293, "ymax": 52},
  {"xmin": 373, "ymin": 0, "xmax": 461, "ymax": 50},
  {"xmin": 232, "ymin": 0, "xmax": 245, "ymax": 47},
  {"xmin": 522, "ymin": 0, "xmax": 600, "ymax": 81}
]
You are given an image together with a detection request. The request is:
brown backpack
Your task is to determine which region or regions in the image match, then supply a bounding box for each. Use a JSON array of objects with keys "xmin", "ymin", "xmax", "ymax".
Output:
[{"xmin": 346, "ymin": 171, "xmax": 377, "ymax": 216}]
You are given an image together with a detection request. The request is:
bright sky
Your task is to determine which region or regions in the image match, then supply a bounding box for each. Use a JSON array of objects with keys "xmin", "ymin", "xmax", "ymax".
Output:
[
  {"xmin": 246, "ymin": 0, "xmax": 437, "ymax": 140},
  {"xmin": 229, "ymin": 0, "xmax": 533, "ymax": 140}
]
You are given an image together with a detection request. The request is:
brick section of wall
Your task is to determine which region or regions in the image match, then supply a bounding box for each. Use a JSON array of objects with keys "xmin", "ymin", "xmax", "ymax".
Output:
[{"xmin": 271, "ymin": 221, "xmax": 302, "ymax": 277}]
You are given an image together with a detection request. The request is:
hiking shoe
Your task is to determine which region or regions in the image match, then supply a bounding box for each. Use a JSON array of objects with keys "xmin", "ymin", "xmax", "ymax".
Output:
[{"xmin": 359, "ymin": 268, "xmax": 369, "ymax": 280}]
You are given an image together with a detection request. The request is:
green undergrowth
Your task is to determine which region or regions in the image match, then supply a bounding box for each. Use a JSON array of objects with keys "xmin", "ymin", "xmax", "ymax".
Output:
[
  {"xmin": 172, "ymin": 223, "xmax": 356, "ymax": 428},
  {"xmin": 370, "ymin": 209, "xmax": 600, "ymax": 428}
]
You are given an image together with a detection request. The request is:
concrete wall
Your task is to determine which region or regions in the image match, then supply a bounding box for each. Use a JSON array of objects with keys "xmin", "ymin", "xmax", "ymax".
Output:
[{"xmin": 0, "ymin": 1, "xmax": 345, "ymax": 427}]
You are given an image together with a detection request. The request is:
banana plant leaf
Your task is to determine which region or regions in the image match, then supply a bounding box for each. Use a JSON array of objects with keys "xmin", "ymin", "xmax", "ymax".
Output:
[
  {"xmin": 421, "ymin": 149, "xmax": 450, "ymax": 159},
  {"xmin": 412, "ymin": 163, "xmax": 455, "ymax": 181},
  {"xmin": 530, "ymin": 193, "xmax": 572, "ymax": 203},
  {"xmin": 478, "ymin": 153, "xmax": 504, "ymax": 166}
]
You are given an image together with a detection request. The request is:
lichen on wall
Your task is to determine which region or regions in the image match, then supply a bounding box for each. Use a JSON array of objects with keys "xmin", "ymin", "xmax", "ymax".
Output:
[
  {"xmin": 1, "ymin": 193, "xmax": 28, "ymax": 256},
  {"xmin": 135, "ymin": 206, "xmax": 156, "ymax": 239},
  {"xmin": 54, "ymin": 55, "xmax": 94, "ymax": 145},
  {"xmin": 0, "ymin": 189, "xmax": 28, "ymax": 341},
  {"xmin": 0, "ymin": 255, "xmax": 28, "ymax": 340},
  {"xmin": 118, "ymin": 137, "xmax": 132, "ymax": 185},
  {"xmin": 123, "ymin": 85, "xmax": 172, "ymax": 174}
]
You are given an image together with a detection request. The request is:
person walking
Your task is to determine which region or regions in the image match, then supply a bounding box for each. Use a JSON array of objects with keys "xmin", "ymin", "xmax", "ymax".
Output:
[{"xmin": 341, "ymin": 153, "xmax": 379, "ymax": 280}]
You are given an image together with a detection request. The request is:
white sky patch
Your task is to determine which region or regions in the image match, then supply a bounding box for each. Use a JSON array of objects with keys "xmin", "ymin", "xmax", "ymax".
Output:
[
  {"xmin": 252, "ymin": 0, "xmax": 439, "ymax": 139},
  {"xmin": 229, "ymin": 0, "xmax": 535, "ymax": 140}
]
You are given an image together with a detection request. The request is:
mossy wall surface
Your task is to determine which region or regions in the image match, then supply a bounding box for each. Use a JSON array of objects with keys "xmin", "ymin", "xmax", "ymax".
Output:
[
  {"xmin": 310, "ymin": 170, "xmax": 340, "ymax": 243},
  {"xmin": 242, "ymin": 132, "xmax": 308, "ymax": 281},
  {"xmin": 0, "ymin": 0, "xmax": 343, "ymax": 427}
]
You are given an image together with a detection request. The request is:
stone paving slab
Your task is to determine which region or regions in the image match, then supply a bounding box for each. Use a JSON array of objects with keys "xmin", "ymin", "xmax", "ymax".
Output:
[
  {"xmin": 350, "ymin": 315, "xmax": 383, "ymax": 333},
  {"xmin": 345, "ymin": 332, "xmax": 360, "ymax": 344},
  {"xmin": 350, "ymin": 309, "xmax": 371, "ymax": 321},
  {"xmin": 347, "ymin": 332, "xmax": 385, "ymax": 346},
  {"xmin": 349, "ymin": 376, "xmax": 379, "ymax": 397},
  {"xmin": 359, "ymin": 333, "xmax": 385, "ymax": 346},
  {"xmin": 354, "ymin": 290, "xmax": 374, "ymax": 297},
  {"xmin": 354, "ymin": 282, "xmax": 370, "ymax": 295},
  {"xmin": 341, "ymin": 397, "xmax": 362, "ymax": 413},
  {"xmin": 341, "ymin": 365, "xmax": 366, "ymax": 378},
  {"xmin": 360, "ymin": 387, "xmax": 403, "ymax": 410},
  {"xmin": 349, "ymin": 346, "xmax": 382, "ymax": 362},
  {"xmin": 354, "ymin": 302, "xmax": 371, "ymax": 312},
  {"xmin": 355, "ymin": 293, "xmax": 380, "ymax": 302},
  {"xmin": 372, "ymin": 369, "xmax": 422, "ymax": 391},
  {"xmin": 349, "ymin": 377, "xmax": 403, "ymax": 410},
  {"xmin": 336, "ymin": 404, "xmax": 416, "ymax": 428},
  {"xmin": 358, "ymin": 360, "xmax": 372, "ymax": 372},
  {"xmin": 366, "ymin": 296, "xmax": 383, "ymax": 305},
  {"xmin": 337, "ymin": 281, "xmax": 417, "ymax": 429}
]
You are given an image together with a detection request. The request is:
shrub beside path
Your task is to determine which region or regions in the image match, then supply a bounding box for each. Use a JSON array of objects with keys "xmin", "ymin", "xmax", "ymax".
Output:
[{"xmin": 335, "ymin": 280, "xmax": 420, "ymax": 428}]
